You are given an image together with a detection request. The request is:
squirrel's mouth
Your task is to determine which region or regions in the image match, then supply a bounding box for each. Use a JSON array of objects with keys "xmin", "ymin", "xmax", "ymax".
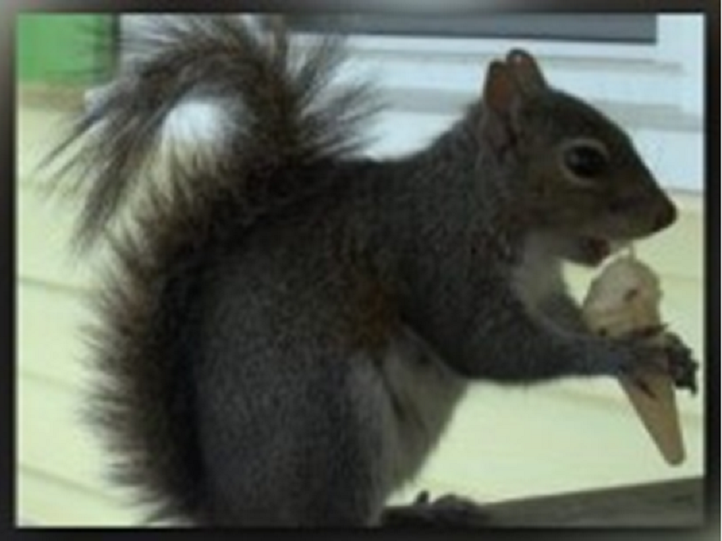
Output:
[{"xmin": 575, "ymin": 236, "xmax": 627, "ymax": 266}]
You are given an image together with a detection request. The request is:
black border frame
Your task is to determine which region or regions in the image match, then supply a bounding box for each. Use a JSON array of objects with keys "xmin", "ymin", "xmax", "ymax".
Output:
[{"xmin": 3, "ymin": 1, "xmax": 719, "ymax": 539}]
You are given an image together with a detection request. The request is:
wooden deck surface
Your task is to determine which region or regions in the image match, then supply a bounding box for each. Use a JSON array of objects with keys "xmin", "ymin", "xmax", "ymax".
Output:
[{"xmin": 481, "ymin": 476, "xmax": 705, "ymax": 527}]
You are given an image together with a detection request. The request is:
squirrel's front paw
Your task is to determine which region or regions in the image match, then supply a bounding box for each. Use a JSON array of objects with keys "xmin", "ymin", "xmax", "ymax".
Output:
[
  {"xmin": 616, "ymin": 329, "xmax": 699, "ymax": 394},
  {"xmin": 661, "ymin": 332, "xmax": 699, "ymax": 393},
  {"xmin": 382, "ymin": 491, "xmax": 490, "ymax": 527}
]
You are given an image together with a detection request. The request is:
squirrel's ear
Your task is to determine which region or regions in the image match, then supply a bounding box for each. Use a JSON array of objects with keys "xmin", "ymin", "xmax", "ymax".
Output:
[
  {"xmin": 505, "ymin": 49, "xmax": 547, "ymax": 94},
  {"xmin": 481, "ymin": 60, "xmax": 520, "ymax": 154},
  {"xmin": 482, "ymin": 60, "xmax": 517, "ymax": 115}
]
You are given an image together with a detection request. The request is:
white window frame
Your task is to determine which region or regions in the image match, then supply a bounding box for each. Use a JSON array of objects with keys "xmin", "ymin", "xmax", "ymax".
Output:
[
  {"xmin": 331, "ymin": 15, "xmax": 702, "ymax": 113},
  {"xmin": 321, "ymin": 14, "xmax": 704, "ymax": 193}
]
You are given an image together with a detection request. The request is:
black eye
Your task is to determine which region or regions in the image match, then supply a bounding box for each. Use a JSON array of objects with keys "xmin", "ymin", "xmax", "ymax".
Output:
[{"xmin": 563, "ymin": 143, "xmax": 609, "ymax": 179}]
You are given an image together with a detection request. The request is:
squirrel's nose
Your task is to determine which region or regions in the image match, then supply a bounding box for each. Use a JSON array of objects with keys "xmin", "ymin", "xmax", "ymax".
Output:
[{"xmin": 652, "ymin": 199, "xmax": 677, "ymax": 231}]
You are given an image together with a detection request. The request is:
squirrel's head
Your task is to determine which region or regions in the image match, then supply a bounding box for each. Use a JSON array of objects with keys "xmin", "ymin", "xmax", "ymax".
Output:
[{"xmin": 479, "ymin": 49, "xmax": 677, "ymax": 266}]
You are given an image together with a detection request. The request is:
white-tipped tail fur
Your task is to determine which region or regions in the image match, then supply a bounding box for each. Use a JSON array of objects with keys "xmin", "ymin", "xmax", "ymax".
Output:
[{"xmin": 48, "ymin": 15, "xmax": 378, "ymax": 250}]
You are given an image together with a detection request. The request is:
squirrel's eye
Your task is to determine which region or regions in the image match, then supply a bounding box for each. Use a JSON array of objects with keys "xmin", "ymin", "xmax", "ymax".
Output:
[{"xmin": 563, "ymin": 143, "xmax": 609, "ymax": 180}]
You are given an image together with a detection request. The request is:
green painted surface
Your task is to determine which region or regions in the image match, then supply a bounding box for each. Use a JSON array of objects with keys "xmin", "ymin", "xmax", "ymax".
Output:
[{"xmin": 17, "ymin": 14, "xmax": 113, "ymax": 83}]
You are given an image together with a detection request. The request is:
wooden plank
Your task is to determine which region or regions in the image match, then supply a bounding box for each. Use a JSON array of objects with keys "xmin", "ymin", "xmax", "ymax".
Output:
[
  {"xmin": 385, "ymin": 477, "xmax": 704, "ymax": 527},
  {"xmin": 480, "ymin": 477, "xmax": 704, "ymax": 527}
]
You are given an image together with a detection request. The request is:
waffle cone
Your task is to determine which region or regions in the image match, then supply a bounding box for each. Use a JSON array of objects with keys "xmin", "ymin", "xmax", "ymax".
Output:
[
  {"xmin": 618, "ymin": 370, "xmax": 685, "ymax": 465},
  {"xmin": 583, "ymin": 254, "xmax": 685, "ymax": 465}
]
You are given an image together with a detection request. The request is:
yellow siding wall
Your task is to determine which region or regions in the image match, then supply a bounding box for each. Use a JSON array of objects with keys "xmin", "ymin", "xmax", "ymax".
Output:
[{"xmin": 16, "ymin": 94, "xmax": 705, "ymax": 526}]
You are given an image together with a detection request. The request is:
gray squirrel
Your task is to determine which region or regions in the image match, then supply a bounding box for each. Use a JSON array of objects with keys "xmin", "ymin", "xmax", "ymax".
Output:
[{"xmin": 48, "ymin": 15, "xmax": 698, "ymax": 527}]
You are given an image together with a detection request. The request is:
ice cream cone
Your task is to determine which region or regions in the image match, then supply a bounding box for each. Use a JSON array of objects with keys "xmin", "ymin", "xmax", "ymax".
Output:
[{"xmin": 582, "ymin": 254, "xmax": 685, "ymax": 466}]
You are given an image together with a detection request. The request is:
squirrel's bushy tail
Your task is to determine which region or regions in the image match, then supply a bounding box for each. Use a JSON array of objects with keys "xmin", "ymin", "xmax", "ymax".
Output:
[
  {"xmin": 45, "ymin": 15, "xmax": 377, "ymax": 524},
  {"xmin": 49, "ymin": 15, "xmax": 376, "ymax": 250}
]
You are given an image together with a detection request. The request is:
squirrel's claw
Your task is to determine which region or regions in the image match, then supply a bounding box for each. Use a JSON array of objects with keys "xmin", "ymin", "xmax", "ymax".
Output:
[{"xmin": 662, "ymin": 333, "xmax": 699, "ymax": 394}]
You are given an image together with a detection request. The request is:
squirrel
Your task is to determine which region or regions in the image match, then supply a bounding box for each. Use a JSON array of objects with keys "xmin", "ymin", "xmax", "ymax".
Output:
[{"xmin": 47, "ymin": 15, "xmax": 698, "ymax": 527}]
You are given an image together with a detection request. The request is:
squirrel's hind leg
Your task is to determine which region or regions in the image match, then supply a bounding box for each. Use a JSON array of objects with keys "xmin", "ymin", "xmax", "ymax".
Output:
[
  {"xmin": 381, "ymin": 492, "xmax": 492, "ymax": 528},
  {"xmin": 193, "ymin": 348, "xmax": 390, "ymax": 527}
]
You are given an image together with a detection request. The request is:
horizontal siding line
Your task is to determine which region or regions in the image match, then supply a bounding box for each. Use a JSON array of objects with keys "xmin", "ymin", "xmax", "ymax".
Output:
[
  {"xmin": 18, "ymin": 351, "xmax": 92, "ymax": 392},
  {"xmin": 18, "ymin": 463, "xmax": 120, "ymax": 507},
  {"xmin": 17, "ymin": 275, "xmax": 91, "ymax": 296},
  {"xmin": 18, "ymin": 465, "xmax": 146, "ymax": 527},
  {"xmin": 18, "ymin": 366, "xmax": 88, "ymax": 396},
  {"xmin": 16, "ymin": 176, "xmax": 81, "ymax": 200}
]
